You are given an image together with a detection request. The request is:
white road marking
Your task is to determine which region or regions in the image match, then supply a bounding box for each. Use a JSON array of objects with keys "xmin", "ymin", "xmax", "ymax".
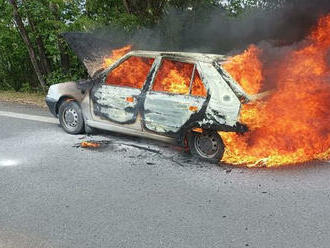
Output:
[{"xmin": 0, "ymin": 111, "xmax": 58, "ymax": 124}]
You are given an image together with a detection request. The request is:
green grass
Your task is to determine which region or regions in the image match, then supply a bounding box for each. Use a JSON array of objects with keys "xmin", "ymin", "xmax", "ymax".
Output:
[{"xmin": 0, "ymin": 90, "xmax": 46, "ymax": 108}]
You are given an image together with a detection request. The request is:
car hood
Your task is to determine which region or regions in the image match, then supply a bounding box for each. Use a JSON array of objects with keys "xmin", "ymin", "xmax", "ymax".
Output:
[{"xmin": 62, "ymin": 32, "xmax": 121, "ymax": 78}]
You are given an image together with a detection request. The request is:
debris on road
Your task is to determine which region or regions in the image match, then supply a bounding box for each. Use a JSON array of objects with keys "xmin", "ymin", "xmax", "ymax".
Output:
[
  {"xmin": 80, "ymin": 141, "xmax": 101, "ymax": 148},
  {"xmin": 122, "ymin": 143, "xmax": 161, "ymax": 154},
  {"xmin": 73, "ymin": 140, "xmax": 112, "ymax": 149}
]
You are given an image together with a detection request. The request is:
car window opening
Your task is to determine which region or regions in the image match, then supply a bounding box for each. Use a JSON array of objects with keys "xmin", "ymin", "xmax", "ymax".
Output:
[
  {"xmin": 105, "ymin": 56, "xmax": 155, "ymax": 89},
  {"xmin": 191, "ymin": 69, "xmax": 207, "ymax": 97},
  {"xmin": 152, "ymin": 59, "xmax": 194, "ymax": 95},
  {"xmin": 152, "ymin": 59, "xmax": 207, "ymax": 97}
]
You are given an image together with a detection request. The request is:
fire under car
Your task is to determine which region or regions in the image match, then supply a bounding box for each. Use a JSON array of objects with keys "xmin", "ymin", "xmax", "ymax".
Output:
[{"xmin": 46, "ymin": 49, "xmax": 252, "ymax": 163}]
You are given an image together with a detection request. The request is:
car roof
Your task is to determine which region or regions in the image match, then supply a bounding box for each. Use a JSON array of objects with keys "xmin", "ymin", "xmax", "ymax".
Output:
[{"xmin": 126, "ymin": 50, "xmax": 228, "ymax": 63}]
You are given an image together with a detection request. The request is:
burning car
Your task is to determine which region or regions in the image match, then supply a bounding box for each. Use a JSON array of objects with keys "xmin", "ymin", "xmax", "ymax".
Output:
[{"xmin": 46, "ymin": 41, "xmax": 252, "ymax": 163}]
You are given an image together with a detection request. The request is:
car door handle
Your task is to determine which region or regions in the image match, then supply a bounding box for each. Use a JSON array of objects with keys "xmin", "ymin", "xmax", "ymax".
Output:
[{"xmin": 125, "ymin": 96, "xmax": 135, "ymax": 103}]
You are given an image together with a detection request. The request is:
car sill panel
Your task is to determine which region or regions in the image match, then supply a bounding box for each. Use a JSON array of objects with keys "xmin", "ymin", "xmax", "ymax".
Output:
[{"xmin": 86, "ymin": 120, "xmax": 176, "ymax": 144}]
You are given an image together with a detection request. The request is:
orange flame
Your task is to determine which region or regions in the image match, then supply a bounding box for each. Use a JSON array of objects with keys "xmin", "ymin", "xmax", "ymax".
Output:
[
  {"xmin": 103, "ymin": 49, "xmax": 207, "ymax": 96},
  {"xmin": 222, "ymin": 14, "xmax": 330, "ymax": 167},
  {"xmin": 223, "ymin": 45, "xmax": 263, "ymax": 95},
  {"xmin": 151, "ymin": 59, "xmax": 206, "ymax": 96},
  {"xmin": 152, "ymin": 59, "xmax": 194, "ymax": 94},
  {"xmin": 101, "ymin": 16, "xmax": 330, "ymax": 168},
  {"xmin": 81, "ymin": 141, "xmax": 101, "ymax": 148},
  {"xmin": 103, "ymin": 45, "xmax": 132, "ymax": 68},
  {"xmin": 103, "ymin": 45, "xmax": 155, "ymax": 88},
  {"xmin": 105, "ymin": 56, "xmax": 155, "ymax": 89}
]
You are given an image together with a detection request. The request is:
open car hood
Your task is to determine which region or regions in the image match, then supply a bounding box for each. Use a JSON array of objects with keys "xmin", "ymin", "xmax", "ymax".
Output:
[{"xmin": 62, "ymin": 32, "xmax": 120, "ymax": 78}]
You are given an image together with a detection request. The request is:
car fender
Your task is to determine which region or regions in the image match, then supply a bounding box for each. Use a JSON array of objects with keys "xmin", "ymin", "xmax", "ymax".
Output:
[{"xmin": 46, "ymin": 81, "xmax": 85, "ymax": 117}]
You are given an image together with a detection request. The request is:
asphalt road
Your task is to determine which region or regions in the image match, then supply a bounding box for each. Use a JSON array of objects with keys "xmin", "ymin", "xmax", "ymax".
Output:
[{"xmin": 0, "ymin": 101, "xmax": 330, "ymax": 248}]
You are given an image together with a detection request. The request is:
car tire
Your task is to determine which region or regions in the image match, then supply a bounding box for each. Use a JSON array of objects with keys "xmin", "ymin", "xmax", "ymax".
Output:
[
  {"xmin": 58, "ymin": 100, "xmax": 85, "ymax": 134},
  {"xmin": 188, "ymin": 131, "xmax": 225, "ymax": 164}
]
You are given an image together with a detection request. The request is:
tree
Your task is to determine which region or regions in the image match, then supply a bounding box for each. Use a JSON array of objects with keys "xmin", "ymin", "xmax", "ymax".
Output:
[
  {"xmin": 122, "ymin": 0, "xmax": 168, "ymax": 24},
  {"xmin": 0, "ymin": 0, "xmax": 288, "ymax": 92},
  {"xmin": 8, "ymin": 0, "xmax": 46, "ymax": 91},
  {"xmin": 22, "ymin": 0, "xmax": 51, "ymax": 75}
]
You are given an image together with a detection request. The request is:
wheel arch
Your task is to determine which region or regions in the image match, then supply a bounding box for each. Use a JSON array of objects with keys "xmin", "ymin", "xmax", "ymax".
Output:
[{"xmin": 55, "ymin": 95, "xmax": 78, "ymax": 116}]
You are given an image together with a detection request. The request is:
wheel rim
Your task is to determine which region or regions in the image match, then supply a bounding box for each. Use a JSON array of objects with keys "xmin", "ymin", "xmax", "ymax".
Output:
[
  {"xmin": 194, "ymin": 133, "xmax": 220, "ymax": 158},
  {"xmin": 63, "ymin": 107, "xmax": 79, "ymax": 129}
]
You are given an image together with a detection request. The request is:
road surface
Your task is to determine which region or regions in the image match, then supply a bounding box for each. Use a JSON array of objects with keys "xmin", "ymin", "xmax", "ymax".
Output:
[{"xmin": 0, "ymin": 101, "xmax": 329, "ymax": 248}]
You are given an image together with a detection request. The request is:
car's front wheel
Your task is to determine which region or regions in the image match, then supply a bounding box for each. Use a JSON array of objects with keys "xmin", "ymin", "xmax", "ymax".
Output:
[
  {"xmin": 58, "ymin": 100, "xmax": 85, "ymax": 134},
  {"xmin": 188, "ymin": 131, "xmax": 225, "ymax": 164}
]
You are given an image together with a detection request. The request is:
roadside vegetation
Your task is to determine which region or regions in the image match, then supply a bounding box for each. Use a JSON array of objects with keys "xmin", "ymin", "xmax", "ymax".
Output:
[
  {"xmin": 0, "ymin": 90, "xmax": 46, "ymax": 107},
  {"xmin": 0, "ymin": 0, "xmax": 284, "ymax": 96}
]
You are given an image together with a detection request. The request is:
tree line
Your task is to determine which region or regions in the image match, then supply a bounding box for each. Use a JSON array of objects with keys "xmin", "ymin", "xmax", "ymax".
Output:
[{"xmin": 0, "ymin": 0, "xmax": 283, "ymax": 92}]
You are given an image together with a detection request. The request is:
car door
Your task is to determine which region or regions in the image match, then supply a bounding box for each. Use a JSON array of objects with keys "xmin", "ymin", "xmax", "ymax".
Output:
[
  {"xmin": 91, "ymin": 56, "xmax": 155, "ymax": 125},
  {"xmin": 143, "ymin": 58, "xmax": 208, "ymax": 134}
]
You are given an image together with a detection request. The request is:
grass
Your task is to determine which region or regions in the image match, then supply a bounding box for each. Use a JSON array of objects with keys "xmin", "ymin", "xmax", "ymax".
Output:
[{"xmin": 0, "ymin": 90, "xmax": 46, "ymax": 108}]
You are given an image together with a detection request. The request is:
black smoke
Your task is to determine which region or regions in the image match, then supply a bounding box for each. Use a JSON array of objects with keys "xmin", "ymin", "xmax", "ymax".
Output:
[
  {"xmin": 115, "ymin": 0, "xmax": 330, "ymax": 52},
  {"xmin": 63, "ymin": 0, "xmax": 330, "ymax": 66}
]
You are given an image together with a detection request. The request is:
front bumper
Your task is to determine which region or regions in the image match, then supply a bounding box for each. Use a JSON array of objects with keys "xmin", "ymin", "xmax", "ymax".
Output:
[{"xmin": 45, "ymin": 96, "xmax": 57, "ymax": 117}]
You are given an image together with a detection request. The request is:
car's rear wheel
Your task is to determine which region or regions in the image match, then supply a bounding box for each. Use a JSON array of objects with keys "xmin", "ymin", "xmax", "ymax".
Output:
[
  {"xmin": 188, "ymin": 131, "xmax": 225, "ymax": 163},
  {"xmin": 59, "ymin": 100, "xmax": 84, "ymax": 134}
]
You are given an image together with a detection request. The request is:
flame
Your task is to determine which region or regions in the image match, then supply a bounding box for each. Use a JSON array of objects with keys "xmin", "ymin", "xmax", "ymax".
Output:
[
  {"xmin": 191, "ymin": 70, "xmax": 207, "ymax": 97},
  {"xmin": 103, "ymin": 45, "xmax": 132, "ymax": 68},
  {"xmin": 152, "ymin": 59, "xmax": 206, "ymax": 96},
  {"xmin": 81, "ymin": 141, "xmax": 101, "ymax": 148},
  {"xmin": 221, "ymin": 14, "xmax": 330, "ymax": 167},
  {"xmin": 223, "ymin": 45, "xmax": 263, "ymax": 95},
  {"xmin": 105, "ymin": 56, "xmax": 155, "ymax": 88},
  {"xmin": 153, "ymin": 60, "xmax": 193, "ymax": 94},
  {"xmin": 103, "ymin": 45, "xmax": 155, "ymax": 88},
  {"xmin": 101, "ymin": 16, "xmax": 329, "ymax": 168},
  {"xmin": 103, "ymin": 49, "xmax": 207, "ymax": 96}
]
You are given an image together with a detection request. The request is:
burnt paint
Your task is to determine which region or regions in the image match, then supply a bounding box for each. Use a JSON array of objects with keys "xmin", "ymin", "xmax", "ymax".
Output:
[
  {"xmin": 143, "ymin": 92, "xmax": 206, "ymax": 134},
  {"xmin": 91, "ymin": 84, "xmax": 140, "ymax": 124},
  {"xmin": 89, "ymin": 57, "xmax": 247, "ymax": 146},
  {"xmin": 91, "ymin": 66, "xmax": 157, "ymax": 125}
]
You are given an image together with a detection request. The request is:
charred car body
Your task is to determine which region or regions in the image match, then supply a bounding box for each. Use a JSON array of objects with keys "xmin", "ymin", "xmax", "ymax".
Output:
[{"xmin": 46, "ymin": 44, "xmax": 251, "ymax": 163}]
